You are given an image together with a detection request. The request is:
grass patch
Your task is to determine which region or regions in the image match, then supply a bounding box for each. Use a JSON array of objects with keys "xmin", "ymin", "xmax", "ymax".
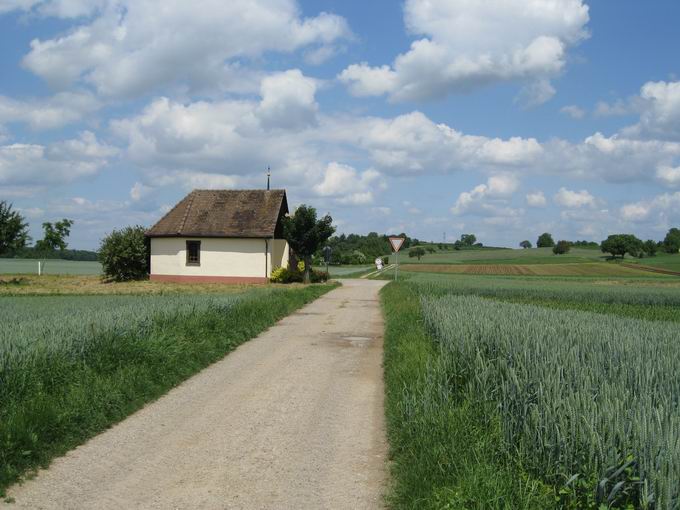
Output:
[
  {"xmin": 624, "ymin": 253, "xmax": 680, "ymax": 272},
  {"xmin": 313, "ymin": 265, "xmax": 376, "ymax": 278},
  {"xmin": 0, "ymin": 283, "xmax": 336, "ymax": 495},
  {"xmin": 381, "ymin": 282, "xmax": 553, "ymax": 509},
  {"xmin": 0, "ymin": 259, "xmax": 101, "ymax": 275},
  {"xmin": 0, "ymin": 274, "xmax": 284, "ymax": 296}
]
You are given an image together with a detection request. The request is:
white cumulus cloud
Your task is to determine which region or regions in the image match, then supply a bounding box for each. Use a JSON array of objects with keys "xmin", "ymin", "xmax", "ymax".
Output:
[
  {"xmin": 620, "ymin": 192, "xmax": 680, "ymax": 225},
  {"xmin": 451, "ymin": 174, "xmax": 521, "ymax": 218},
  {"xmin": 0, "ymin": 91, "xmax": 100, "ymax": 130},
  {"xmin": 526, "ymin": 191, "xmax": 547, "ymax": 207},
  {"xmin": 623, "ymin": 81, "xmax": 680, "ymax": 140},
  {"xmin": 313, "ymin": 162, "xmax": 385, "ymax": 205},
  {"xmin": 339, "ymin": 0, "xmax": 589, "ymax": 102},
  {"xmin": 255, "ymin": 70, "xmax": 318, "ymax": 130},
  {"xmin": 656, "ymin": 165, "xmax": 680, "ymax": 187},
  {"xmin": 21, "ymin": 0, "xmax": 350, "ymax": 97},
  {"xmin": 554, "ymin": 187, "xmax": 597, "ymax": 208},
  {"xmin": 0, "ymin": 131, "xmax": 116, "ymax": 193}
]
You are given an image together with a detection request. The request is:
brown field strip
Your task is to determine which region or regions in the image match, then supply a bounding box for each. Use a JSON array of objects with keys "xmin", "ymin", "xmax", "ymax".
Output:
[
  {"xmin": 0, "ymin": 274, "xmax": 265, "ymax": 295},
  {"xmin": 400, "ymin": 263, "xmax": 654, "ymax": 277},
  {"xmin": 620, "ymin": 263, "xmax": 680, "ymax": 276}
]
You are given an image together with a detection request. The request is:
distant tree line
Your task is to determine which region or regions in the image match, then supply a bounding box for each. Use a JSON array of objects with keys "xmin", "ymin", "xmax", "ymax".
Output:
[
  {"xmin": 6, "ymin": 247, "xmax": 99, "ymax": 261},
  {"xmin": 0, "ymin": 201, "xmax": 97, "ymax": 259},
  {"xmin": 317, "ymin": 231, "xmax": 491, "ymax": 265},
  {"xmin": 525, "ymin": 228, "xmax": 680, "ymax": 259},
  {"xmin": 319, "ymin": 232, "xmax": 419, "ymax": 265}
]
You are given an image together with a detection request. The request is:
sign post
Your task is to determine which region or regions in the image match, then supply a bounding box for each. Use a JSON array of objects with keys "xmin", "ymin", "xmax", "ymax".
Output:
[{"xmin": 388, "ymin": 237, "xmax": 405, "ymax": 281}]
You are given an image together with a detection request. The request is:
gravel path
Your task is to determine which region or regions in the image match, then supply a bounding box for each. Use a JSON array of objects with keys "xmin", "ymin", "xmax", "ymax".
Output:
[{"xmin": 4, "ymin": 280, "xmax": 388, "ymax": 509}]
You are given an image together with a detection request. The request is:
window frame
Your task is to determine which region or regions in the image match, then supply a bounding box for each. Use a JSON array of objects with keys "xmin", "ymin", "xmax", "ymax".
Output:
[{"xmin": 185, "ymin": 240, "xmax": 201, "ymax": 266}]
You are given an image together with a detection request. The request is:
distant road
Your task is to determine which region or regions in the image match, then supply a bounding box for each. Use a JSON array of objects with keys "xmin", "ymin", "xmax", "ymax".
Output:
[{"xmin": 4, "ymin": 279, "xmax": 388, "ymax": 510}]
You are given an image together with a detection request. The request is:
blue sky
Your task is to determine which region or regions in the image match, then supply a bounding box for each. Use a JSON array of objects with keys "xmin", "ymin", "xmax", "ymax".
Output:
[{"xmin": 1, "ymin": 0, "xmax": 680, "ymax": 249}]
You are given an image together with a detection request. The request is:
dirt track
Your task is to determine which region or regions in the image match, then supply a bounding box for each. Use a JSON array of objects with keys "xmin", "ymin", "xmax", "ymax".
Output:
[{"xmin": 4, "ymin": 280, "xmax": 388, "ymax": 509}]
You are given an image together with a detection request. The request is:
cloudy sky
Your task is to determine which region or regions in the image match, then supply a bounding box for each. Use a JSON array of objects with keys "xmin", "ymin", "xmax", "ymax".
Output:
[{"xmin": 1, "ymin": 0, "xmax": 680, "ymax": 249}]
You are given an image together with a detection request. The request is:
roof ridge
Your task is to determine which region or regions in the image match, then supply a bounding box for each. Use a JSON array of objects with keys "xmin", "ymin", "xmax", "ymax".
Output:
[
  {"xmin": 191, "ymin": 188, "xmax": 285, "ymax": 192},
  {"xmin": 177, "ymin": 190, "xmax": 196, "ymax": 234}
]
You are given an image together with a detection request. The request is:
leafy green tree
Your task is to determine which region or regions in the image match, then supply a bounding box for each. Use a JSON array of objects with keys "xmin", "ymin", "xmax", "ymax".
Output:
[
  {"xmin": 536, "ymin": 232, "xmax": 555, "ymax": 248},
  {"xmin": 35, "ymin": 219, "xmax": 74, "ymax": 252},
  {"xmin": 520, "ymin": 240, "xmax": 532, "ymax": 249},
  {"xmin": 601, "ymin": 234, "xmax": 643, "ymax": 259},
  {"xmin": 460, "ymin": 234, "xmax": 477, "ymax": 246},
  {"xmin": 0, "ymin": 201, "xmax": 30, "ymax": 255},
  {"xmin": 99, "ymin": 226, "xmax": 149, "ymax": 281},
  {"xmin": 283, "ymin": 205, "xmax": 335, "ymax": 283},
  {"xmin": 643, "ymin": 239, "xmax": 658, "ymax": 257},
  {"xmin": 425, "ymin": 246, "xmax": 436, "ymax": 254},
  {"xmin": 552, "ymin": 240, "xmax": 571, "ymax": 255},
  {"xmin": 663, "ymin": 228, "xmax": 680, "ymax": 253},
  {"xmin": 351, "ymin": 250, "xmax": 366, "ymax": 264},
  {"xmin": 409, "ymin": 247, "xmax": 426, "ymax": 260}
]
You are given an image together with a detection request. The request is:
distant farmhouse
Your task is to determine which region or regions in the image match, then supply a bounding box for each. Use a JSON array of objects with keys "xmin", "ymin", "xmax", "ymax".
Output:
[{"xmin": 146, "ymin": 189, "xmax": 289, "ymax": 283}]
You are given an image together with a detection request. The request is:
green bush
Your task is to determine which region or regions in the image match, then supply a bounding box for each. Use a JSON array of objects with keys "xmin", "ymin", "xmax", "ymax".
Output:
[
  {"xmin": 270, "ymin": 266, "xmax": 328, "ymax": 284},
  {"xmin": 270, "ymin": 267, "xmax": 303, "ymax": 283},
  {"xmin": 310, "ymin": 269, "xmax": 329, "ymax": 283},
  {"xmin": 351, "ymin": 250, "xmax": 367, "ymax": 264},
  {"xmin": 643, "ymin": 239, "xmax": 658, "ymax": 256},
  {"xmin": 99, "ymin": 226, "xmax": 149, "ymax": 281},
  {"xmin": 552, "ymin": 240, "xmax": 571, "ymax": 255}
]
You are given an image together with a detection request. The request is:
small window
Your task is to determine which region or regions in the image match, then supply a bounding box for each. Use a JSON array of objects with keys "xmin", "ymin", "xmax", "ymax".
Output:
[{"xmin": 186, "ymin": 240, "xmax": 201, "ymax": 266}]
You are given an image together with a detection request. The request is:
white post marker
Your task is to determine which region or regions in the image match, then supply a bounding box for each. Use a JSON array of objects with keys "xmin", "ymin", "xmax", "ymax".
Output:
[
  {"xmin": 374, "ymin": 257, "xmax": 383, "ymax": 271},
  {"xmin": 388, "ymin": 236, "xmax": 405, "ymax": 281}
]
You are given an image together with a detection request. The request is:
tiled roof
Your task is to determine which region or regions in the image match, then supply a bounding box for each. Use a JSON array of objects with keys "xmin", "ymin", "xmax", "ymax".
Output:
[{"xmin": 146, "ymin": 189, "xmax": 288, "ymax": 238}]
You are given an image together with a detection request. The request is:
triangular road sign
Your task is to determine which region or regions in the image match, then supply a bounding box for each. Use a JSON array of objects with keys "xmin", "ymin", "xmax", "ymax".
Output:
[{"xmin": 388, "ymin": 236, "xmax": 405, "ymax": 252}]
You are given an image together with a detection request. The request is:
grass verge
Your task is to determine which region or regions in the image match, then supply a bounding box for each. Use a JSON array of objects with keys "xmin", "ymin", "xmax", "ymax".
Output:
[
  {"xmin": 381, "ymin": 282, "xmax": 553, "ymax": 509},
  {"xmin": 0, "ymin": 283, "xmax": 336, "ymax": 495}
]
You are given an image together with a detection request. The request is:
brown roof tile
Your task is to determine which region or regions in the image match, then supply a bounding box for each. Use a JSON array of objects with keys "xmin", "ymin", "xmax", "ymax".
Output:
[{"xmin": 146, "ymin": 189, "xmax": 288, "ymax": 238}]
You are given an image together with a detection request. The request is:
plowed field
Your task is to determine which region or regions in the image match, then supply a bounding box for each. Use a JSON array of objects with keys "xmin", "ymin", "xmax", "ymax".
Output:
[{"xmin": 400, "ymin": 263, "xmax": 652, "ymax": 277}]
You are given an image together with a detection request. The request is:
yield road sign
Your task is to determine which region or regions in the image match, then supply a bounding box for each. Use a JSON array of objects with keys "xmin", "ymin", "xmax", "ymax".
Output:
[{"xmin": 388, "ymin": 237, "xmax": 405, "ymax": 252}]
